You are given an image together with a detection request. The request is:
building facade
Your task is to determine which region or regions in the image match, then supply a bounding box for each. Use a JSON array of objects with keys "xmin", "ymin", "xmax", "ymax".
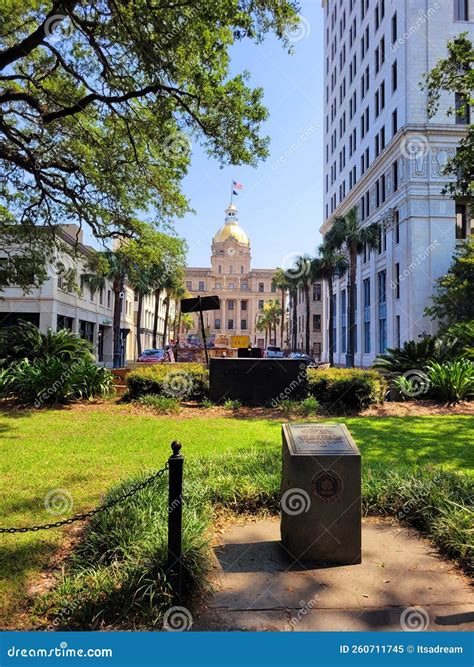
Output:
[
  {"xmin": 321, "ymin": 0, "xmax": 473, "ymax": 366},
  {"xmin": 184, "ymin": 204, "xmax": 279, "ymax": 348},
  {"xmin": 0, "ymin": 225, "xmax": 170, "ymax": 365},
  {"xmin": 289, "ymin": 282, "xmax": 324, "ymax": 360}
]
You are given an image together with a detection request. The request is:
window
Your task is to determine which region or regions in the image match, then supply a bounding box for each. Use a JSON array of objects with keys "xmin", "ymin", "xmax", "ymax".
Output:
[
  {"xmin": 215, "ymin": 318, "xmax": 221, "ymax": 330},
  {"xmin": 79, "ymin": 320, "xmax": 94, "ymax": 344},
  {"xmin": 241, "ymin": 300, "xmax": 247, "ymax": 311},
  {"xmin": 228, "ymin": 300, "xmax": 234, "ymax": 310},
  {"xmin": 218, "ymin": 265, "xmax": 222, "ymax": 274},
  {"xmin": 198, "ymin": 280, "xmax": 205, "ymax": 291},
  {"xmin": 391, "ymin": 60, "xmax": 398, "ymax": 92},
  {"xmin": 396, "ymin": 315, "xmax": 401, "ymax": 348},
  {"xmin": 313, "ymin": 283, "xmax": 322, "ymax": 301},
  {"xmin": 363, "ymin": 278, "xmax": 371, "ymax": 354},
  {"xmin": 271, "ymin": 283, "xmax": 277, "ymax": 293},
  {"xmin": 392, "ymin": 108, "xmax": 398, "ymax": 136},
  {"xmin": 395, "ymin": 263, "xmax": 401, "ymax": 300},
  {"xmin": 241, "ymin": 319, "xmax": 247, "ymax": 330},
  {"xmin": 228, "ymin": 282, "xmax": 235, "ymax": 290},
  {"xmin": 241, "ymin": 265, "xmax": 244, "ymax": 274},
  {"xmin": 340, "ymin": 289, "xmax": 347, "ymax": 354},
  {"xmin": 456, "ymin": 203, "xmax": 474, "ymax": 239},
  {"xmin": 332, "ymin": 294, "xmax": 337, "ymax": 353},
  {"xmin": 392, "ymin": 160, "xmax": 398, "ymax": 191},
  {"xmin": 57, "ymin": 315, "xmax": 73, "ymax": 331},
  {"xmin": 313, "ymin": 314, "xmax": 321, "ymax": 332},
  {"xmin": 99, "ymin": 286, "xmax": 104, "ymax": 305},
  {"xmin": 454, "ymin": 0, "xmax": 469, "ymax": 21},
  {"xmin": 107, "ymin": 290, "xmax": 111, "ymax": 308},
  {"xmin": 186, "ymin": 280, "xmax": 192, "ymax": 290},
  {"xmin": 241, "ymin": 282, "xmax": 248, "ymax": 290},
  {"xmin": 215, "ymin": 282, "xmax": 221, "ymax": 289},
  {"xmin": 258, "ymin": 282, "xmax": 264, "ymax": 292},
  {"xmin": 258, "ymin": 299, "xmax": 264, "ymax": 310},
  {"xmin": 395, "ymin": 210, "xmax": 400, "ymax": 244},
  {"xmin": 228, "ymin": 319, "xmax": 234, "ymax": 329},
  {"xmin": 378, "ymin": 270, "xmax": 387, "ymax": 353},
  {"xmin": 455, "ymin": 93, "xmax": 471, "ymax": 124},
  {"xmin": 391, "ymin": 12, "xmax": 397, "ymax": 44},
  {"xmin": 229, "ymin": 265, "xmax": 233, "ymax": 274}
]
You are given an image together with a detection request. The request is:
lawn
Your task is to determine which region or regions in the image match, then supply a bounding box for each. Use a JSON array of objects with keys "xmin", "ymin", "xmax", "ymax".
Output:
[{"xmin": 0, "ymin": 406, "xmax": 473, "ymax": 626}]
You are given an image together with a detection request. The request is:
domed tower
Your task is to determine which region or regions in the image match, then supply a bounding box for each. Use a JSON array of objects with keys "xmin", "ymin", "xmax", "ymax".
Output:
[{"xmin": 211, "ymin": 203, "xmax": 251, "ymax": 276}]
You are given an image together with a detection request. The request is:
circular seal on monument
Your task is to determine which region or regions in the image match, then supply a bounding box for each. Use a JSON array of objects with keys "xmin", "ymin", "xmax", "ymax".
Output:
[{"xmin": 311, "ymin": 470, "xmax": 343, "ymax": 503}]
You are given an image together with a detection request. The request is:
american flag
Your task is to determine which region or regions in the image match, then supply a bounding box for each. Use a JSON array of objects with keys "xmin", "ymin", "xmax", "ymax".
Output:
[{"xmin": 232, "ymin": 180, "xmax": 244, "ymax": 190}]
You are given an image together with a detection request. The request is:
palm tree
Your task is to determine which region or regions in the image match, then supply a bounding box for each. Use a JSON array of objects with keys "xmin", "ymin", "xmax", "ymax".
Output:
[
  {"xmin": 266, "ymin": 299, "xmax": 282, "ymax": 345},
  {"xmin": 311, "ymin": 243, "xmax": 348, "ymax": 367},
  {"xmin": 293, "ymin": 255, "xmax": 314, "ymax": 355},
  {"xmin": 272, "ymin": 269, "xmax": 292, "ymax": 348},
  {"xmin": 256, "ymin": 309, "xmax": 272, "ymax": 348},
  {"xmin": 326, "ymin": 206, "xmax": 379, "ymax": 367}
]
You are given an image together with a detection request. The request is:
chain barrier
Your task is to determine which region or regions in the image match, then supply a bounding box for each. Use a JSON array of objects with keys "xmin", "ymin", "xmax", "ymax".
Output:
[{"xmin": 0, "ymin": 463, "xmax": 169, "ymax": 534}]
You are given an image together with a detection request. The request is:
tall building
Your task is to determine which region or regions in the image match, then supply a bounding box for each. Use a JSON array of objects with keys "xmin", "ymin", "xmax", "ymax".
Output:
[
  {"xmin": 321, "ymin": 0, "xmax": 473, "ymax": 366},
  {"xmin": 184, "ymin": 203, "xmax": 280, "ymax": 348}
]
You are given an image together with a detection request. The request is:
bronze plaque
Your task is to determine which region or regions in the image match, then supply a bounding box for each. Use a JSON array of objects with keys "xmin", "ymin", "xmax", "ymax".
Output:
[
  {"xmin": 311, "ymin": 470, "xmax": 343, "ymax": 503},
  {"xmin": 284, "ymin": 423, "xmax": 358, "ymax": 455}
]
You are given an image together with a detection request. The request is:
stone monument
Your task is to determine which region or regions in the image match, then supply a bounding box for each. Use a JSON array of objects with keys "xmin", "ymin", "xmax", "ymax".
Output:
[{"xmin": 280, "ymin": 423, "xmax": 361, "ymax": 565}]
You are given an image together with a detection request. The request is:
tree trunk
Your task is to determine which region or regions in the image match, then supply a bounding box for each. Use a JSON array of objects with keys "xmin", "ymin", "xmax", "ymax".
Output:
[
  {"xmin": 152, "ymin": 288, "xmax": 161, "ymax": 348},
  {"xmin": 136, "ymin": 292, "xmax": 143, "ymax": 357},
  {"xmin": 304, "ymin": 282, "xmax": 310, "ymax": 355},
  {"xmin": 112, "ymin": 272, "xmax": 124, "ymax": 368},
  {"xmin": 280, "ymin": 289, "xmax": 285, "ymax": 348},
  {"xmin": 346, "ymin": 250, "xmax": 356, "ymax": 368},
  {"xmin": 162, "ymin": 292, "xmax": 170, "ymax": 346},
  {"xmin": 328, "ymin": 275, "xmax": 334, "ymax": 367}
]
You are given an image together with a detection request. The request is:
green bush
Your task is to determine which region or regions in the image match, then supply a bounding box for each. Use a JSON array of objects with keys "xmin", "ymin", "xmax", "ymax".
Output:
[
  {"xmin": 0, "ymin": 320, "xmax": 92, "ymax": 368},
  {"xmin": 138, "ymin": 395, "xmax": 181, "ymax": 413},
  {"xmin": 372, "ymin": 337, "xmax": 449, "ymax": 374},
  {"xmin": 3, "ymin": 356, "xmax": 114, "ymax": 405},
  {"xmin": 307, "ymin": 368, "xmax": 387, "ymax": 413},
  {"xmin": 126, "ymin": 363, "xmax": 208, "ymax": 400},
  {"xmin": 427, "ymin": 359, "xmax": 474, "ymax": 404},
  {"xmin": 279, "ymin": 396, "xmax": 319, "ymax": 417},
  {"xmin": 223, "ymin": 398, "xmax": 241, "ymax": 410}
]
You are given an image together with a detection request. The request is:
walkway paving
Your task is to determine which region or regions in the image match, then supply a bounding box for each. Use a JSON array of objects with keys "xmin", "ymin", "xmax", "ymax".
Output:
[{"xmin": 194, "ymin": 517, "xmax": 473, "ymax": 632}]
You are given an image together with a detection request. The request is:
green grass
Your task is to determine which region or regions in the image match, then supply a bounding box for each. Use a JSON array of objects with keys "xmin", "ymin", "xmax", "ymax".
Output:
[{"xmin": 0, "ymin": 407, "xmax": 473, "ymax": 626}]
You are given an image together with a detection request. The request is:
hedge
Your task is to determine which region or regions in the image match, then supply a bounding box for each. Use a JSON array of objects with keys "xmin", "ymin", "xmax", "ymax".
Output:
[
  {"xmin": 307, "ymin": 367, "xmax": 387, "ymax": 412},
  {"xmin": 126, "ymin": 363, "xmax": 209, "ymax": 400}
]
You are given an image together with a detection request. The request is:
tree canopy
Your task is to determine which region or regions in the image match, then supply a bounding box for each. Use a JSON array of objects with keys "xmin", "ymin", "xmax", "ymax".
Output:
[{"xmin": 0, "ymin": 0, "xmax": 299, "ymax": 243}]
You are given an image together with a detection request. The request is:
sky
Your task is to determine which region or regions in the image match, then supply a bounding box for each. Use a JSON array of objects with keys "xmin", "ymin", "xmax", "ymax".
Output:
[{"xmin": 177, "ymin": 0, "xmax": 325, "ymax": 270}]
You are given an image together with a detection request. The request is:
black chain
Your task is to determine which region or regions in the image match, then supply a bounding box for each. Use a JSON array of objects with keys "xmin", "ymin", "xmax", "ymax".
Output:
[{"xmin": 0, "ymin": 463, "xmax": 169, "ymax": 534}]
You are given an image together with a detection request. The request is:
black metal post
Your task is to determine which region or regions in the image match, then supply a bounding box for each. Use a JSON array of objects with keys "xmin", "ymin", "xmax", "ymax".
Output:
[
  {"xmin": 167, "ymin": 440, "xmax": 184, "ymax": 603},
  {"xmin": 198, "ymin": 297, "xmax": 209, "ymax": 365}
]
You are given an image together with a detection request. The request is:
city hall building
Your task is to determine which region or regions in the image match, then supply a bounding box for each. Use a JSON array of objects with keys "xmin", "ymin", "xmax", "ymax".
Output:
[
  {"xmin": 321, "ymin": 0, "xmax": 473, "ymax": 366},
  {"xmin": 184, "ymin": 204, "xmax": 280, "ymax": 349}
]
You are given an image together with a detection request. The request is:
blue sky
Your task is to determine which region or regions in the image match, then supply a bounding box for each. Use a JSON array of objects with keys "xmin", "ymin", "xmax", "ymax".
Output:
[{"xmin": 178, "ymin": 0, "xmax": 325, "ymax": 269}]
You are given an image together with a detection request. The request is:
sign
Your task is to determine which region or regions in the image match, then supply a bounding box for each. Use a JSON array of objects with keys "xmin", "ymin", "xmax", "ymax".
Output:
[
  {"xmin": 180, "ymin": 295, "xmax": 220, "ymax": 313},
  {"xmin": 214, "ymin": 334, "xmax": 230, "ymax": 348},
  {"xmin": 230, "ymin": 335, "xmax": 250, "ymax": 349},
  {"xmin": 284, "ymin": 423, "xmax": 358, "ymax": 456}
]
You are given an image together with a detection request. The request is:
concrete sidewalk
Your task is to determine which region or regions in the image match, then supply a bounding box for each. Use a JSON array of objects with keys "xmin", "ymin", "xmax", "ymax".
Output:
[{"xmin": 194, "ymin": 517, "xmax": 473, "ymax": 632}]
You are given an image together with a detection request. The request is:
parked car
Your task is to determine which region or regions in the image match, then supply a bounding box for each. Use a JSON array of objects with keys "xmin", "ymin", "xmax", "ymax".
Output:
[
  {"xmin": 288, "ymin": 352, "xmax": 317, "ymax": 367},
  {"xmin": 137, "ymin": 348, "xmax": 175, "ymax": 363},
  {"xmin": 264, "ymin": 345, "xmax": 285, "ymax": 358}
]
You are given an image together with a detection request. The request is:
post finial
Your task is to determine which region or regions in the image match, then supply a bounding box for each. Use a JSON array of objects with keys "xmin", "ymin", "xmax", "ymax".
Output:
[{"xmin": 171, "ymin": 440, "xmax": 182, "ymax": 456}]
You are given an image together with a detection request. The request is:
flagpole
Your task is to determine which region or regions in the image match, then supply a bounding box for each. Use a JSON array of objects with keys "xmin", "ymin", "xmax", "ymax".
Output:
[{"xmin": 230, "ymin": 179, "xmax": 233, "ymax": 205}]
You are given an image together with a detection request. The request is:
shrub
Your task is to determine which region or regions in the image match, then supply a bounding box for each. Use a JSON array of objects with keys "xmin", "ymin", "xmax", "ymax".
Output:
[
  {"xmin": 279, "ymin": 396, "xmax": 319, "ymax": 417},
  {"xmin": 223, "ymin": 398, "xmax": 241, "ymax": 410},
  {"xmin": 138, "ymin": 395, "xmax": 181, "ymax": 413},
  {"xmin": 427, "ymin": 359, "xmax": 474, "ymax": 404},
  {"xmin": 372, "ymin": 337, "xmax": 449, "ymax": 374},
  {"xmin": 307, "ymin": 368, "xmax": 387, "ymax": 413},
  {"xmin": 69, "ymin": 360, "xmax": 115, "ymax": 400},
  {"xmin": 0, "ymin": 320, "xmax": 92, "ymax": 368},
  {"xmin": 200, "ymin": 398, "xmax": 214, "ymax": 409},
  {"xmin": 126, "ymin": 363, "xmax": 208, "ymax": 400}
]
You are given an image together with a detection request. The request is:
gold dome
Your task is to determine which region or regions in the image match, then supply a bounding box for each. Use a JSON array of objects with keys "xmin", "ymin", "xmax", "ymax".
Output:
[
  {"xmin": 212, "ymin": 203, "xmax": 250, "ymax": 246},
  {"xmin": 213, "ymin": 223, "xmax": 250, "ymax": 246}
]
